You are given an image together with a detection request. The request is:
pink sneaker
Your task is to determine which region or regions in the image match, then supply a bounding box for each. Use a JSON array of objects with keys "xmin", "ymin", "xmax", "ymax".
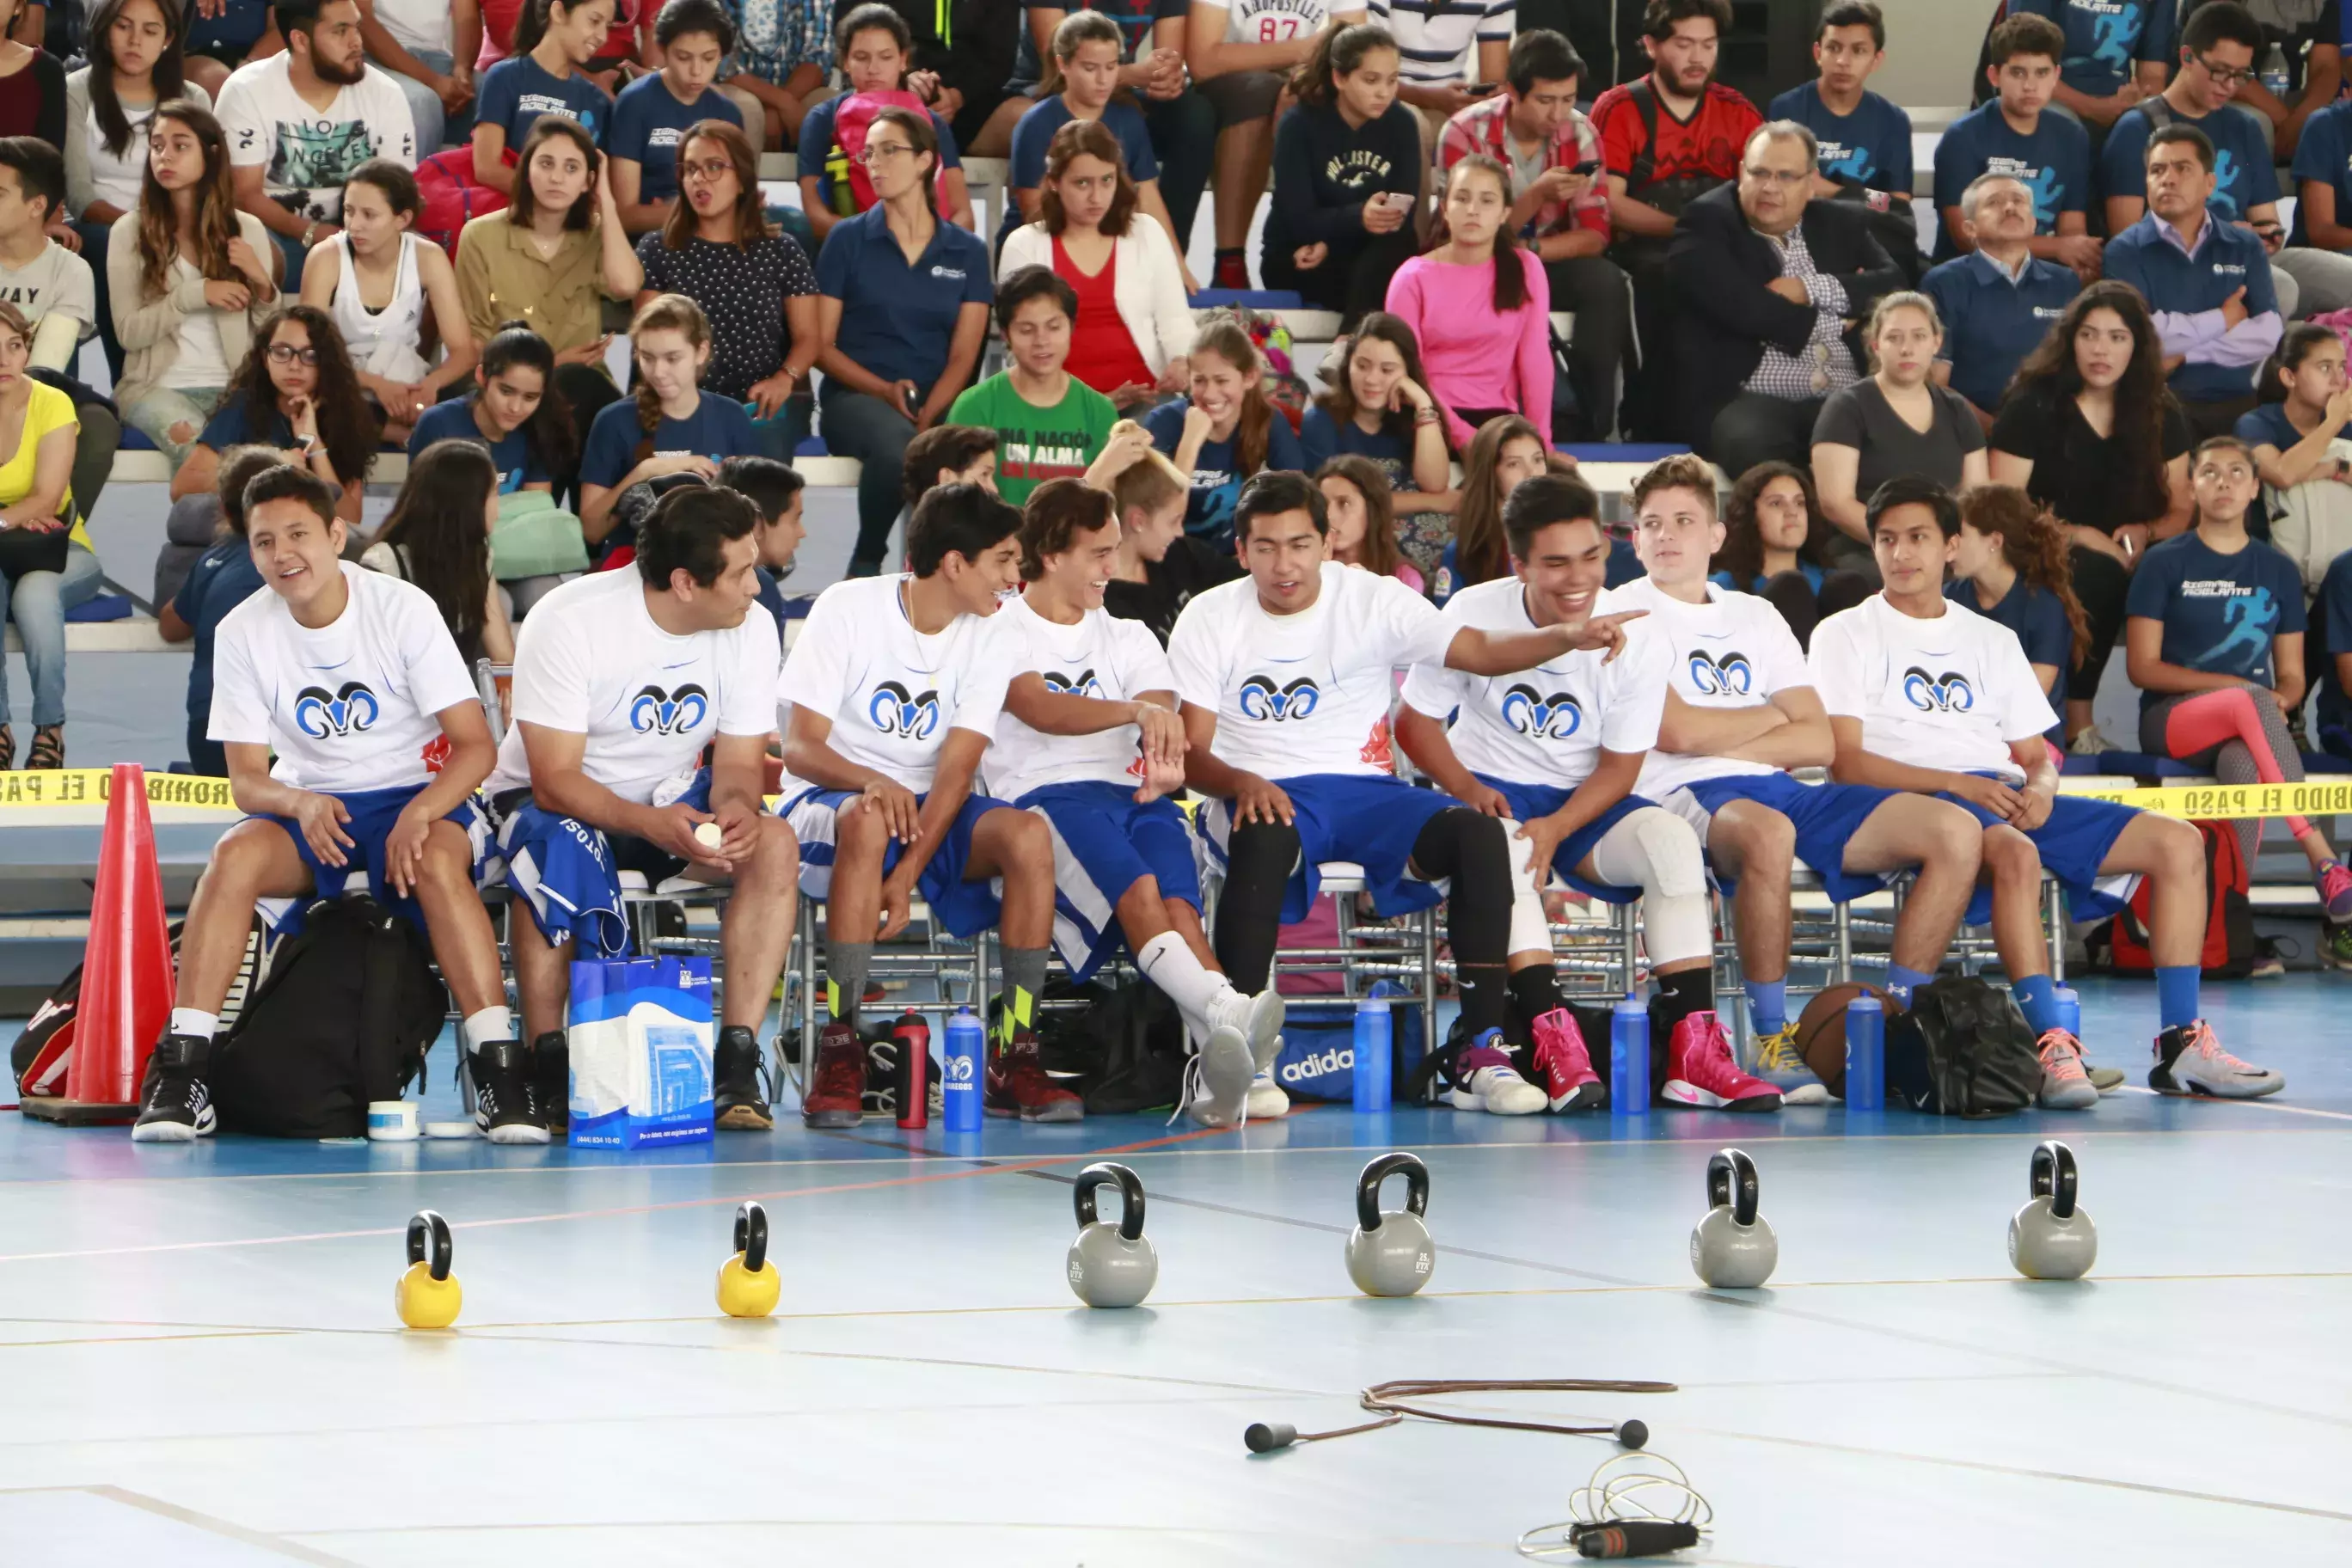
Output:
[
  {"xmin": 2319, "ymin": 861, "xmax": 2352, "ymax": 922},
  {"xmin": 1660, "ymin": 1011, "xmax": 1782, "ymax": 1112},
  {"xmin": 1530, "ymin": 1008, "xmax": 1604, "ymax": 1112}
]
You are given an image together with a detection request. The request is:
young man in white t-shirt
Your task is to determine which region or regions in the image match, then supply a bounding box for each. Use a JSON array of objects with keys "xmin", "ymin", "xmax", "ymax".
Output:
[
  {"xmin": 1813, "ymin": 475, "xmax": 2284, "ymax": 1100},
  {"xmin": 134, "ymin": 465, "xmax": 511, "ymax": 1142},
  {"xmin": 990, "ymin": 479, "xmax": 1283, "ymax": 1128},
  {"xmin": 1397, "ymin": 473, "xmax": 1716, "ymax": 1113},
  {"xmin": 1169, "ymin": 470, "xmax": 1640, "ymax": 1116},
  {"xmin": 1610, "ymin": 455, "xmax": 1986, "ymax": 1108},
  {"xmin": 777, "ymin": 483, "xmax": 1072, "ymax": 1127},
  {"xmin": 489, "ymin": 485, "xmax": 799, "ymax": 1134},
  {"xmin": 214, "ymin": 0, "xmax": 419, "ymax": 292}
]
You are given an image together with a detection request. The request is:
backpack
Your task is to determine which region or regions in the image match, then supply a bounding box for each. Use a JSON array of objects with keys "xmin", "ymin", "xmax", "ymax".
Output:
[
  {"xmin": 12, "ymin": 916, "xmax": 273, "ymax": 1099},
  {"xmin": 206, "ymin": 897, "xmax": 450, "ymax": 1138},
  {"xmin": 824, "ymin": 90, "xmax": 953, "ymax": 221},
  {"xmin": 1032, "ymin": 977, "xmax": 1191, "ymax": 1115},
  {"xmin": 2089, "ymin": 819, "xmax": 2258, "ymax": 978},
  {"xmin": 1883, "ymin": 975, "xmax": 2042, "ymax": 1118},
  {"xmin": 415, "ymin": 148, "xmax": 509, "ymax": 258}
]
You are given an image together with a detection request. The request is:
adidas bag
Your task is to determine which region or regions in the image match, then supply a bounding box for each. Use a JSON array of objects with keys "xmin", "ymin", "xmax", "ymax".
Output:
[
  {"xmin": 1883, "ymin": 976, "xmax": 2040, "ymax": 1118},
  {"xmin": 1269, "ymin": 1000, "xmax": 1428, "ymax": 1102}
]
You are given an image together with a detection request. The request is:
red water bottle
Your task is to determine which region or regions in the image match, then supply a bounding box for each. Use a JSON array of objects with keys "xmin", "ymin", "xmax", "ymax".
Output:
[{"xmin": 893, "ymin": 1012, "xmax": 931, "ymax": 1130}]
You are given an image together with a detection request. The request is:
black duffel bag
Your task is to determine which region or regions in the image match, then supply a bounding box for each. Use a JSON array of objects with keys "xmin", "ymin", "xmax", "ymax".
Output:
[{"xmin": 1884, "ymin": 976, "xmax": 2041, "ymax": 1118}]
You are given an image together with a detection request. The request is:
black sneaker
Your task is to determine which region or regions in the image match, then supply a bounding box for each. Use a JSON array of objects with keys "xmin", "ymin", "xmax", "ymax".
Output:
[
  {"xmin": 132, "ymin": 1033, "xmax": 216, "ymax": 1142},
  {"xmin": 714, "ymin": 1024, "xmax": 773, "ymax": 1130},
  {"xmin": 469, "ymin": 1040, "xmax": 549, "ymax": 1144},
  {"xmin": 532, "ymin": 1031, "xmax": 568, "ymax": 1132}
]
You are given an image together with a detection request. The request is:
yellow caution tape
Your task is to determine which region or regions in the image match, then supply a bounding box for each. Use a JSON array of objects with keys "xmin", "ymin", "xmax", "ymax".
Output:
[
  {"xmin": 0, "ymin": 769, "xmax": 237, "ymax": 811},
  {"xmin": 2059, "ymin": 779, "xmax": 2352, "ymax": 820}
]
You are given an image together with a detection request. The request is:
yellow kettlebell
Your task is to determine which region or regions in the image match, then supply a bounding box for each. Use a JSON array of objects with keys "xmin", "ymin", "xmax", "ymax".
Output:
[
  {"xmin": 715, "ymin": 1200, "xmax": 781, "ymax": 1318},
  {"xmin": 394, "ymin": 1210, "xmax": 462, "ymax": 1330}
]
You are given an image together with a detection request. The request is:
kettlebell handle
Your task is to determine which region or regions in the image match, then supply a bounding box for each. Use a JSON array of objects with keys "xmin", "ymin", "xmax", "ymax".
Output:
[
  {"xmin": 407, "ymin": 1210, "xmax": 452, "ymax": 1282},
  {"xmin": 2030, "ymin": 1140, "xmax": 2078, "ymax": 1221},
  {"xmin": 1356, "ymin": 1151, "xmax": 1430, "ymax": 1234},
  {"xmin": 1706, "ymin": 1149, "xmax": 1760, "ymax": 1228},
  {"xmin": 734, "ymin": 1201, "xmax": 769, "ymax": 1273},
  {"xmin": 1073, "ymin": 1162, "xmax": 1147, "ymax": 1241}
]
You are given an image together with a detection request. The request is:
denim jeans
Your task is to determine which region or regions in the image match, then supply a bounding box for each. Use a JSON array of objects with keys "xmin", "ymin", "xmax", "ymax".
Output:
[
  {"xmin": 383, "ymin": 47, "xmax": 475, "ymax": 154},
  {"xmin": 121, "ymin": 384, "xmax": 227, "ymax": 467},
  {"xmin": 818, "ymin": 384, "xmax": 917, "ymax": 571},
  {"xmin": 74, "ymin": 219, "xmax": 126, "ymax": 380},
  {"xmin": 2, "ymin": 542, "xmax": 104, "ymax": 727}
]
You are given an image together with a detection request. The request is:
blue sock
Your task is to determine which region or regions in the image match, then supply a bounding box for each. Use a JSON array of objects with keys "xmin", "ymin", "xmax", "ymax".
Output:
[
  {"xmin": 2012, "ymin": 974, "xmax": 2061, "ymax": 1037},
  {"xmin": 2157, "ymin": 965, "xmax": 2201, "ymax": 1032},
  {"xmin": 1885, "ymin": 965, "xmax": 1934, "ymax": 1006},
  {"xmin": 1745, "ymin": 978, "xmax": 1787, "ymax": 1034}
]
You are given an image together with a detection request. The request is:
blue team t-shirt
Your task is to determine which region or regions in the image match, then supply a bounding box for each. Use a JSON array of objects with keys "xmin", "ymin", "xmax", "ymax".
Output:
[
  {"xmin": 2235, "ymin": 401, "xmax": 2303, "ymax": 453},
  {"xmin": 1142, "ymin": 396, "xmax": 1308, "ymax": 549},
  {"xmin": 1010, "ymin": 97, "xmax": 1159, "ymax": 191},
  {"xmin": 1298, "ymin": 404, "xmax": 1418, "ymax": 495},
  {"xmin": 1931, "ymin": 103, "xmax": 2092, "ymax": 263},
  {"xmin": 476, "ymin": 56, "xmax": 612, "ymax": 149},
  {"xmin": 184, "ymin": 0, "xmax": 271, "ymax": 58},
  {"xmin": 2125, "ymin": 531, "xmax": 2308, "ymax": 712},
  {"xmin": 798, "ymin": 95, "xmax": 964, "ymax": 212},
  {"xmin": 408, "ymin": 399, "xmax": 550, "ymax": 494},
  {"xmin": 1767, "ymin": 82, "xmax": 1914, "ymax": 194},
  {"xmin": 197, "ymin": 391, "xmax": 295, "ymax": 453},
  {"xmin": 1949, "ymin": 574, "xmax": 2071, "ymax": 739},
  {"xmin": 172, "ymin": 534, "xmax": 267, "ymax": 729},
  {"xmin": 2007, "ymin": 0, "xmax": 2177, "ymax": 100},
  {"xmin": 579, "ymin": 393, "xmax": 759, "ymax": 490},
  {"xmin": 2099, "ymin": 101, "xmax": 2280, "ymax": 224},
  {"xmin": 814, "ymin": 202, "xmax": 993, "ymax": 393},
  {"xmin": 2318, "ymin": 549, "xmax": 2352, "ymax": 751},
  {"xmin": 2289, "ymin": 100, "xmax": 2352, "ymax": 246},
  {"xmin": 1009, "ymin": 0, "xmax": 1189, "ymax": 86},
  {"xmin": 607, "ymin": 72, "xmax": 744, "ymax": 205}
]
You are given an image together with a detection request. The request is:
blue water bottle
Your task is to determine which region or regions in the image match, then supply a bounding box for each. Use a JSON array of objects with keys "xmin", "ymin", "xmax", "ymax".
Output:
[
  {"xmin": 1844, "ymin": 992, "xmax": 1884, "ymax": 1112},
  {"xmin": 1610, "ymin": 993, "xmax": 1650, "ymax": 1116},
  {"xmin": 1352, "ymin": 985, "xmax": 1393, "ymax": 1113},
  {"xmin": 943, "ymin": 1005, "xmax": 984, "ymax": 1132},
  {"xmin": 2053, "ymin": 984, "xmax": 2080, "ymax": 1040}
]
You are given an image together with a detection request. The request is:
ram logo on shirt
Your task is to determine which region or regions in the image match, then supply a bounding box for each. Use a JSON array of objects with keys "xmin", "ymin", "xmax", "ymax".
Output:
[
  {"xmin": 1902, "ymin": 667, "xmax": 1976, "ymax": 714},
  {"xmin": 293, "ymin": 681, "xmax": 380, "ymax": 739},
  {"xmin": 1686, "ymin": 650, "xmax": 1755, "ymax": 699},
  {"xmin": 867, "ymin": 680, "xmax": 943, "ymax": 738},
  {"xmin": 1042, "ymin": 669, "xmax": 1104, "ymax": 698},
  {"xmin": 1237, "ymin": 673, "xmax": 1320, "ymax": 721},
  {"xmin": 629, "ymin": 683, "xmax": 710, "ymax": 735},
  {"xmin": 1501, "ymin": 685, "xmax": 1583, "ymax": 739}
]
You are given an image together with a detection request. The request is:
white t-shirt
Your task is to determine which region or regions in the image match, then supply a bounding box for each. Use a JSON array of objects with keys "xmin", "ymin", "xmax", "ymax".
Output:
[
  {"xmin": 775, "ymin": 574, "xmax": 1014, "ymax": 795},
  {"xmin": 162, "ymin": 256, "xmax": 230, "ymax": 389},
  {"xmin": 214, "ymin": 55, "xmax": 419, "ymax": 224},
  {"xmin": 208, "ymin": 562, "xmax": 479, "ymax": 793},
  {"xmin": 1809, "ymin": 594, "xmax": 2058, "ymax": 787},
  {"xmin": 0, "ymin": 242, "xmax": 97, "ymax": 344},
  {"xmin": 1366, "ymin": 0, "xmax": 1515, "ymax": 86},
  {"xmin": 1167, "ymin": 562, "xmax": 1457, "ymax": 781},
  {"xmin": 371, "ymin": 0, "xmax": 452, "ymax": 57},
  {"xmin": 1608, "ymin": 574, "xmax": 1814, "ymax": 798},
  {"xmin": 1400, "ymin": 579, "xmax": 1665, "ymax": 789},
  {"xmin": 1210, "ymin": 0, "xmax": 1358, "ymax": 47},
  {"xmin": 985, "ymin": 595, "xmax": 1179, "ymax": 804},
  {"xmin": 487, "ymin": 568, "xmax": 782, "ymax": 805}
]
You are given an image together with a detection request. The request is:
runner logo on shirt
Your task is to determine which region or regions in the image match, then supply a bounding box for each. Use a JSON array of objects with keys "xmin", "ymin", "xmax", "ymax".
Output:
[
  {"xmin": 630, "ymin": 683, "xmax": 710, "ymax": 735},
  {"xmin": 1501, "ymin": 685, "xmax": 1583, "ymax": 739},
  {"xmin": 1902, "ymin": 667, "xmax": 1976, "ymax": 714},
  {"xmin": 1238, "ymin": 674, "xmax": 1320, "ymax": 721},
  {"xmin": 294, "ymin": 681, "xmax": 380, "ymax": 739},
  {"xmin": 1687, "ymin": 650, "xmax": 1755, "ymax": 698},
  {"xmin": 867, "ymin": 680, "xmax": 942, "ymax": 738},
  {"xmin": 1042, "ymin": 669, "xmax": 1104, "ymax": 698}
]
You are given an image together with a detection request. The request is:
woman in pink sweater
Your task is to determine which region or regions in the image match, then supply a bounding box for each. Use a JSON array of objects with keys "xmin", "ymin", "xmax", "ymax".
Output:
[{"xmin": 1382, "ymin": 155, "xmax": 1553, "ymax": 453}]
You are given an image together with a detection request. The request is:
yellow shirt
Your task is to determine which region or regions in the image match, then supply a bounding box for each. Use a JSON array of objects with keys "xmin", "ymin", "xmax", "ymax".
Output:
[
  {"xmin": 0, "ymin": 380, "xmax": 89, "ymax": 551},
  {"xmin": 453, "ymin": 209, "xmax": 629, "ymax": 357}
]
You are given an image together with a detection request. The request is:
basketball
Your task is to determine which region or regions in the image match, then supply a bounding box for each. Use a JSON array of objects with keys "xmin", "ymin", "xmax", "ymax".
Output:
[{"xmin": 1792, "ymin": 983, "xmax": 1902, "ymax": 1099}]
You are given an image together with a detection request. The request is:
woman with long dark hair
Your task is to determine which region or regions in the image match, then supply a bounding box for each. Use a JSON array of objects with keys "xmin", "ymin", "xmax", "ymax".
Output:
[
  {"xmin": 300, "ymin": 160, "xmax": 477, "ymax": 439},
  {"xmin": 1007, "ymin": 10, "xmax": 1192, "ymax": 279},
  {"xmin": 1947, "ymin": 484, "xmax": 2088, "ymax": 748},
  {"xmin": 2241, "ymin": 323, "xmax": 2352, "ymax": 602},
  {"xmin": 579, "ymin": 291, "xmax": 756, "ymax": 552},
  {"xmin": 0, "ymin": 300, "xmax": 89, "ymax": 772},
  {"xmin": 109, "ymin": 99, "xmax": 278, "ymax": 464},
  {"xmin": 1316, "ymin": 455, "xmax": 1422, "ymax": 593},
  {"xmin": 363, "ymin": 438, "xmax": 516, "ymax": 666},
  {"xmin": 1385, "ymin": 154, "xmax": 1551, "ymax": 452},
  {"xmin": 1302, "ymin": 309, "xmax": 1453, "ymax": 570},
  {"xmin": 168, "ymin": 304, "xmax": 376, "ymax": 528},
  {"xmin": 1259, "ymin": 23, "xmax": 1419, "ymax": 327},
  {"xmin": 474, "ymin": 0, "xmax": 617, "ymax": 199},
  {"xmin": 1431, "ymin": 413, "xmax": 1547, "ymax": 607},
  {"xmin": 1711, "ymin": 460, "xmax": 1870, "ymax": 648},
  {"xmin": 1991, "ymin": 279, "xmax": 2194, "ymax": 749},
  {"xmin": 1140, "ymin": 314, "xmax": 1305, "ymax": 550}
]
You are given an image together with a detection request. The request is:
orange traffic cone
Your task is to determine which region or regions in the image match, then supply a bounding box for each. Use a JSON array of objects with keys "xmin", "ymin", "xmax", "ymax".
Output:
[{"xmin": 28, "ymin": 764, "xmax": 175, "ymax": 1124}]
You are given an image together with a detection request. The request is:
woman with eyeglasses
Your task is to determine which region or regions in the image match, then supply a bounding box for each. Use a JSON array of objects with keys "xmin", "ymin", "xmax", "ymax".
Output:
[
  {"xmin": 168, "ymin": 304, "xmax": 377, "ymax": 530},
  {"xmin": 813, "ymin": 104, "xmax": 991, "ymax": 576}
]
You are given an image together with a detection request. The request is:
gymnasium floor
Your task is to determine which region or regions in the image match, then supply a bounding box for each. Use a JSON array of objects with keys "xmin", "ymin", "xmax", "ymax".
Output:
[{"xmin": 3, "ymin": 971, "xmax": 2349, "ymax": 1566}]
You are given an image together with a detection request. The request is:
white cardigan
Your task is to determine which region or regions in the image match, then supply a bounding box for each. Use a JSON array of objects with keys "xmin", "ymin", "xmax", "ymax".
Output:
[{"xmin": 1001, "ymin": 220, "xmax": 1196, "ymax": 378}]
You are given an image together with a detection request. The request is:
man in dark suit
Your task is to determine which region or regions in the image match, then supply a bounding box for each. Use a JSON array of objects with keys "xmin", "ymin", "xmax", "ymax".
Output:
[{"xmin": 1665, "ymin": 120, "xmax": 1905, "ymax": 477}]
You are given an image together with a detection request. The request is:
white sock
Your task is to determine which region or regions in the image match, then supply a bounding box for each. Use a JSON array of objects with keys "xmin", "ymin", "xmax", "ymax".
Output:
[
  {"xmin": 169, "ymin": 1007, "xmax": 220, "ymax": 1041},
  {"xmin": 1136, "ymin": 931, "xmax": 1230, "ymax": 1035},
  {"xmin": 461, "ymin": 1006, "xmax": 516, "ymax": 1052}
]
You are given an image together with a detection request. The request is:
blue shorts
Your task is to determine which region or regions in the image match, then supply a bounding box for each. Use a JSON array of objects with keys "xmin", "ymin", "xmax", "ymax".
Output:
[
  {"xmin": 1020, "ymin": 782, "xmax": 1204, "ymax": 981},
  {"xmin": 1677, "ymin": 772, "xmax": 1902, "ymax": 904},
  {"xmin": 1941, "ymin": 785, "xmax": 2141, "ymax": 921},
  {"xmin": 1475, "ymin": 775, "xmax": 1654, "ymax": 904},
  {"xmin": 254, "ymin": 783, "xmax": 492, "ymax": 940},
  {"xmin": 1199, "ymin": 772, "xmax": 1459, "ymax": 923},
  {"xmin": 492, "ymin": 769, "xmax": 713, "ymax": 957},
  {"xmin": 781, "ymin": 785, "xmax": 1009, "ymax": 939}
]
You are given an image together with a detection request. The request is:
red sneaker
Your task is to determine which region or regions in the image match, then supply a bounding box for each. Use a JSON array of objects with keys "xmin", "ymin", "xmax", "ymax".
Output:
[
  {"xmin": 1530, "ymin": 1008, "xmax": 1603, "ymax": 1112},
  {"xmin": 986, "ymin": 1028, "xmax": 1084, "ymax": 1123},
  {"xmin": 800, "ymin": 1019, "xmax": 867, "ymax": 1128},
  {"xmin": 1660, "ymin": 1011, "xmax": 1782, "ymax": 1112}
]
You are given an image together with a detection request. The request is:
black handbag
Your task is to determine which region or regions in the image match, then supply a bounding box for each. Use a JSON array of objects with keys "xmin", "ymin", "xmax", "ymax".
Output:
[
  {"xmin": 1884, "ymin": 976, "xmax": 2042, "ymax": 1118},
  {"xmin": 0, "ymin": 523, "xmax": 70, "ymax": 578}
]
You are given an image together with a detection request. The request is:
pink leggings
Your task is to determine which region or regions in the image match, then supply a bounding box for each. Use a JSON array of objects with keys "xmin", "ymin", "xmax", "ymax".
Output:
[{"xmin": 2146, "ymin": 687, "xmax": 2308, "ymax": 860}]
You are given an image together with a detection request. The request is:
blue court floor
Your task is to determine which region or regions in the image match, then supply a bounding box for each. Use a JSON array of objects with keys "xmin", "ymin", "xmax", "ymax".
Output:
[{"xmin": 3, "ymin": 973, "xmax": 2350, "ymax": 1565}]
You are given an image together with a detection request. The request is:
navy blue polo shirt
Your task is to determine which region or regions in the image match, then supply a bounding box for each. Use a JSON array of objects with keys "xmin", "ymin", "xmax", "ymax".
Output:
[
  {"xmin": 2235, "ymin": 401, "xmax": 2301, "ymax": 452},
  {"xmin": 1930, "ymin": 103, "xmax": 2091, "ymax": 263},
  {"xmin": 2103, "ymin": 213, "xmax": 2279, "ymax": 403},
  {"xmin": 798, "ymin": 96, "xmax": 964, "ymax": 213},
  {"xmin": 476, "ymin": 56, "xmax": 611, "ymax": 148},
  {"xmin": 2125, "ymin": 530, "xmax": 2306, "ymax": 712},
  {"xmin": 1920, "ymin": 249, "xmax": 2082, "ymax": 413},
  {"xmin": 1767, "ymin": 82, "xmax": 1914, "ymax": 195},
  {"xmin": 197, "ymin": 391, "xmax": 294, "ymax": 453},
  {"xmin": 2099, "ymin": 101, "xmax": 2280, "ymax": 224},
  {"xmin": 1948, "ymin": 574, "xmax": 2070, "ymax": 739},
  {"xmin": 579, "ymin": 392, "xmax": 759, "ymax": 489},
  {"xmin": 2007, "ymin": 0, "xmax": 2177, "ymax": 100},
  {"xmin": 408, "ymin": 398, "xmax": 549, "ymax": 495},
  {"xmin": 607, "ymin": 72, "xmax": 743, "ymax": 206},
  {"xmin": 814, "ymin": 203, "xmax": 994, "ymax": 394},
  {"xmin": 2289, "ymin": 100, "xmax": 2352, "ymax": 248}
]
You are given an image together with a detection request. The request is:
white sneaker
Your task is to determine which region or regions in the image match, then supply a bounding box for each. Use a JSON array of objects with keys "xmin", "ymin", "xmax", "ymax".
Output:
[
  {"xmin": 1208, "ymin": 987, "xmax": 1287, "ymax": 1073},
  {"xmin": 1184, "ymin": 1026, "xmax": 1256, "ymax": 1128},
  {"xmin": 1446, "ymin": 1036, "xmax": 1548, "ymax": 1116},
  {"xmin": 1245, "ymin": 1065, "xmax": 1290, "ymax": 1119}
]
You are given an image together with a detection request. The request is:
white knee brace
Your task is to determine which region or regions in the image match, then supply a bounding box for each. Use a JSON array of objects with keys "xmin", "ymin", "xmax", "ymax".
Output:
[
  {"xmin": 1589, "ymin": 807, "xmax": 1712, "ymax": 967},
  {"xmin": 1502, "ymin": 819, "xmax": 1555, "ymax": 956}
]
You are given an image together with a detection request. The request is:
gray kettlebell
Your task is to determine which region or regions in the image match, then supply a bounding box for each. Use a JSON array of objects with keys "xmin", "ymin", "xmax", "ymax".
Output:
[
  {"xmin": 1067, "ymin": 1162, "xmax": 1157, "ymax": 1308},
  {"xmin": 1689, "ymin": 1148, "xmax": 1778, "ymax": 1289},
  {"xmin": 2009, "ymin": 1140, "xmax": 2098, "ymax": 1281},
  {"xmin": 1345, "ymin": 1152, "xmax": 1436, "ymax": 1297}
]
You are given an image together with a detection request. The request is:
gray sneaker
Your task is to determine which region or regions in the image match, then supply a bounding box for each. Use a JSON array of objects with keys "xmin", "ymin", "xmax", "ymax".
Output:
[
  {"xmin": 2150, "ymin": 1020, "xmax": 2284, "ymax": 1099},
  {"xmin": 1750, "ymin": 1022, "xmax": 1828, "ymax": 1106},
  {"xmin": 2035, "ymin": 1030, "xmax": 2098, "ymax": 1110},
  {"xmin": 1183, "ymin": 1026, "xmax": 1257, "ymax": 1128}
]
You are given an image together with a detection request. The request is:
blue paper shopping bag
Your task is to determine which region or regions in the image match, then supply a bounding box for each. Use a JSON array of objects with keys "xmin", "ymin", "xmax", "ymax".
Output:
[{"xmin": 566, "ymin": 955, "xmax": 715, "ymax": 1148}]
